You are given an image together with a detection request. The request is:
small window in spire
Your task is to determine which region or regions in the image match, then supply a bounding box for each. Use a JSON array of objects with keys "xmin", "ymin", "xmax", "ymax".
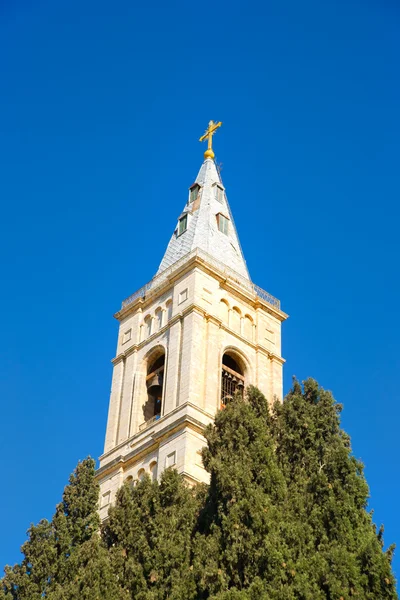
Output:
[
  {"xmin": 178, "ymin": 214, "xmax": 188, "ymax": 235},
  {"xmin": 189, "ymin": 184, "xmax": 200, "ymax": 203},
  {"xmin": 217, "ymin": 213, "xmax": 229, "ymax": 235},
  {"xmin": 215, "ymin": 185, "xmax": 224, "ymax": 203}
]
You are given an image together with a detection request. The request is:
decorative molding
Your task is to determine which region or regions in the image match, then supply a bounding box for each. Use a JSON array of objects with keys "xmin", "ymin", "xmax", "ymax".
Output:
[
  {"xmin": 96, "ymin": 407, "xmax": 213, "ymax": 481},
  {"xmin": 114, "ymin": 250, "xmax": 287, "ymax": 322}
]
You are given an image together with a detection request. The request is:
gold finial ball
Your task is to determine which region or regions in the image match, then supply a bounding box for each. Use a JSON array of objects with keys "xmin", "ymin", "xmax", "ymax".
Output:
[{"xmin": 204, "ymin": 148, "xmax": 215, "ymax": 160}]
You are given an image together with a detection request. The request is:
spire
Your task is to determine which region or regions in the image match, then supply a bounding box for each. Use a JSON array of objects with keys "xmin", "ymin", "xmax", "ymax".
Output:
[{"xmin": 156, "ymin": 123, "xmax": 250, "ymax": 280}]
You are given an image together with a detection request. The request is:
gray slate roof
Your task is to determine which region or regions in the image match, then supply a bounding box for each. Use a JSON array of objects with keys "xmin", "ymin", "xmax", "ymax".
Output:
[{"xmin": 156, "ymin": 158, "xmax": 251, "ymax": 280}]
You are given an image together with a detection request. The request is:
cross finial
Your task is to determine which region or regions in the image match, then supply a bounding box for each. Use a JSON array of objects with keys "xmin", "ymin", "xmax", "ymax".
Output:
[{"xmin": 199, "ymin": 120, "xmax": 222, "ymax": 160}]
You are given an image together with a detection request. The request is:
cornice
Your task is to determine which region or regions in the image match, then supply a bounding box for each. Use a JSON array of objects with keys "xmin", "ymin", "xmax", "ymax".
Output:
[
  {"xmin": 114, "ymin": 255, "xmax": 201, "ymax": 320},
  {"xmin": 98, "ymin": 402, "xmax": 214, "ymax": 463},
  {"xmin": 114, "ymin": 253, "xmax": 288, "ymax": 323},
  {"xmin": 97, "ymin": 403, "xmax": 213, "ymax": 481}
]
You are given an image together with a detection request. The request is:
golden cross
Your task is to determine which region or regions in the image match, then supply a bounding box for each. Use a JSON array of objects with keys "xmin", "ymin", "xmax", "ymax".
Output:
[{"xmin": 199, "ymin": 120, "xmax": 222, "ymax": 160}]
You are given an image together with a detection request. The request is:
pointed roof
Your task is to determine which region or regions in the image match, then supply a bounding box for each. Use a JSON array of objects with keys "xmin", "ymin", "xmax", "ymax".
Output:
[{"xmin": 156, "ymin": 158, "xmax": 250, "ymax": 280}]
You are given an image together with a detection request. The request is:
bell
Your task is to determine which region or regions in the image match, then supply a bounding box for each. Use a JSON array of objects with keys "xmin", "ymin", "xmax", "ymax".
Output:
[
  {"xmin": 222, "ymin": 395, "xmax": 233, "ymax": 405},
  {"xmin": 147, "ymin": 372, "xmax": 163, "ymax": 393},
  {"xmin": 237, "ymin": 380, "xmax": 244, "ymax": 389}
]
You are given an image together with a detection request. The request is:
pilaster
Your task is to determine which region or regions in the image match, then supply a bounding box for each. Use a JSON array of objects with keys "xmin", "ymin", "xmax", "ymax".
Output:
[
  {"xmin": 117, "ymin": 351, "xmax": 137, "ymax": 444},
  {"xmin": 104, "ymin": 358, "xmax": 125, "ymax": 453}
]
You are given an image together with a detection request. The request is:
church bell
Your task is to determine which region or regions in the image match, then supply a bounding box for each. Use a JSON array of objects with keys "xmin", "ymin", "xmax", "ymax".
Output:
[{"xmin": 146, "ymin": 372, "xmax": 163, "ymax": 394}]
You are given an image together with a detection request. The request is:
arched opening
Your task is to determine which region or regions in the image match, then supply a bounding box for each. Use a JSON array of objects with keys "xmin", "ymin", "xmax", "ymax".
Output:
[
  {"xmin": 231, "ymin": 306, "xmax": 241, "ymax": 333},
  {"xmin": 221, "ymin": 351, "xmax": 245, "ymax": 408},
  {"xmin": 124, "ymin": 475, "xmax": 134, "ymax": 488},
  {"xmin": 143, "ymin": 350, "xmax": 165, "ymax": 422},
  {"xmin": 244, "ymin": 315, "xmax": 253, "ymax": 341},
  {"xmin": 137, "ymin": 468, "xmax": 146, "ymax": 482},
  {"xmin": 219, "ymin": 298, "xmax": 229, "ymax": 323},
  {"xmin": 166, "ymin": 299, "xmax": 173, "ymax": 322},
  {"xmin": 155, "ymin": 307, "xmax": 163, "ymax": 331},
  {"xmin": 149, "ymin": 461, "xmax": 158, "ymax": 481},
  {"xmin": 144, "ymin": 315, "xmax": 152, "ymax": 338}
]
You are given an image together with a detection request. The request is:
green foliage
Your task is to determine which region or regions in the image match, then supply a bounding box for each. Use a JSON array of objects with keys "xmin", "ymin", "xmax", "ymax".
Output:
[
  {"xmin": 270, "ymin": 379, "xmax": 397, "ymax": 599},
  {"xmin": 194, "ymin": 386, "xmax": 288, "ymax": 597},
  {"xmin": 1, "ymin": 519, "xmax": 57, "ymax": 600},
  {"xmin": 1, "ymin": 458, "xmax": 119, "ymax": 599},
  {"xmin": 48, "ymin": 536, "xmax": 122, "ymax": 600},
  {"xmin": 103, "ymin": 468, "xmax": 201, "ymax": 599},
  {"xmin": 1, "ymin": 381, "xmax": 398, "ymax": 599}
]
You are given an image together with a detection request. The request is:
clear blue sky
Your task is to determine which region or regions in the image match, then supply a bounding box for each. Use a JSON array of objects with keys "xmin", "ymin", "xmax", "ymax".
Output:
[{"xmin": 1, "ymin": 0, "xmax": 399, "ymax": 582}]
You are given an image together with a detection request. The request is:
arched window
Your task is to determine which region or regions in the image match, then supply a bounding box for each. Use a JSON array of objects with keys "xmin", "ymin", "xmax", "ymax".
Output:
[
  {"xmin": 166, "ymin": 300, "xmax": 173, "ymax": 322},
  {"xmin": 144, "ymin": 351, "xmax": 165, "ymax": 423},
  {"xmin": 155, "ymin": 307, "xmax": 163, "ymax": 331},
  {"xmin": 124, "ymin": 475, "xmax": 134, "ymax": 488},
  {"xmin": 219, "ymin": 299, "xmax": 229, "ymax": 322},
  {"xmin": 231, "ymin": 307, "xmax": 241, "ymax": 333},
  {"xmin": 149, "ymin": 461, "xmax": 158, "ymax": 481},
  {"xmin": 221, "ymin": 352, "xmax": 245, "ymax": 408},
  {"xmin": 244, "ymin": 315, "xmax": 253, "ymax": 341},
  {"xmin": 144, "ymin": 315, "xmax": 152, "ymax": 338},
  {"xmin": 137, "ymin": 468, "xmax": 146, "ymax": 482}
]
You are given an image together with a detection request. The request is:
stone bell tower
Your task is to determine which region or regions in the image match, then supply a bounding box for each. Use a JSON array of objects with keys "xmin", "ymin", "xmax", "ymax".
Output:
[{"xmin": 97, "ymin": 121, "xmax": 288, "ymax": 517}]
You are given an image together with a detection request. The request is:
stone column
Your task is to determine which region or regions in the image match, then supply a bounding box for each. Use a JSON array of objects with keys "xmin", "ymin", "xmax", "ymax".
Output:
[{"xmin": 203, "ymin": 316, "xmax": 221, "ymax": 415}]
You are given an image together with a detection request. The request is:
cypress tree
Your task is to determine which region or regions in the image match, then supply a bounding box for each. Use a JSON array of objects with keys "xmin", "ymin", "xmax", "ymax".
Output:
[
  {"xmin": 271, "ymin": 379, "xmax": 398, "ymax": 599},
  {"xmin": 1, "ymin": 458, "xmax": 119, "ymax": 599},
  {"xmin": 193, "ymin": 386, "xmax": 289, "ymax": 598},
  {"xmin": 1, "ymin": 382, "xmax": 397, "ymax": 599},
  {"xmin": 47, "ymin": 535, "xmax": 122, "ymax": 600},
  {"xmin": 192, "ymin": 382, "xmax": 397, "ymax": 599},
  {"xmin": 1, "ymin": 519, "xmax": 57, "ymax": 599},
  {"xmin": 47, "ymin": 456, "xmax": 120, "ymax": 598},
  {"xmin": 103, "ymin": 468, "xmax": 200, "ymax": 599}
]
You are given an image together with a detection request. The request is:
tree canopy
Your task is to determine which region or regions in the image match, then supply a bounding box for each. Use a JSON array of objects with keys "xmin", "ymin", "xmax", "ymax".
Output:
[{"xmin": 1, "ymin": 380, "xmax": 397, "ymax": 599}]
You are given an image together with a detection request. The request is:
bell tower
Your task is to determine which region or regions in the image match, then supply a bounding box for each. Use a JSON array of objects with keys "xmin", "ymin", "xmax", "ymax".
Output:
[{"xmin": 97, "ymin": 122, "xmax": 288, "ymax": 517}]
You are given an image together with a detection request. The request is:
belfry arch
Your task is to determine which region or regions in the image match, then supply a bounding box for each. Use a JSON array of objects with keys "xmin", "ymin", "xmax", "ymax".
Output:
[
  {"xmin": 143, "ymin": 348, "xmax": 165, "ymax": 423},
  {"xmin": 220, "ymin": 350, "xmax": 246, "ymax": 408}
]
